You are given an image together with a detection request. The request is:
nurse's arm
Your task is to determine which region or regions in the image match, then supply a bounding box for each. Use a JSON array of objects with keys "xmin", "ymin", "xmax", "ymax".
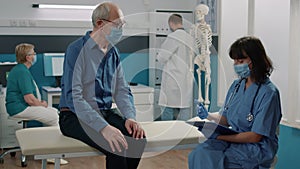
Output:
[
  {"xmin": 24, "ymin": 94, "xmax": 47, "ymax": 107},
  {"xmin": 207, "ymin": 112, "xmax": 229, "ymax": 126},
  {"xmin": 217, "ymin": 132, "xmax": 263, "ymax": 143}
]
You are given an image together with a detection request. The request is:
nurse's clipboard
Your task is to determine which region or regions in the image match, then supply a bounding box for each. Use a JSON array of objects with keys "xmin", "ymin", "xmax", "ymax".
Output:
[{"xmin": 186, "ymin": 121, "xmax": 238, "ymax": 135}]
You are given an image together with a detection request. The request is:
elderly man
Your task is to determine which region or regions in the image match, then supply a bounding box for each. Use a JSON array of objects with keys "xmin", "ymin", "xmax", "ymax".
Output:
[{"xmin": 58, "ymin": 2, "xmax": 146, "ymax": 169}]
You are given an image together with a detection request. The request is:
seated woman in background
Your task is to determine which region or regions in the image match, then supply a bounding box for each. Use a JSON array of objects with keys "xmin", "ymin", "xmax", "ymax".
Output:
[
  {"xmin": 5, "ymin": 43, "xmax": 68, "ymax": 164},
  {"xmin": 5, "ymin": 43, "xmax": 58, "ymax": 126},
  {"xmin": 189, "ymin": 36, "xmax": 282, "ymax": 169}
]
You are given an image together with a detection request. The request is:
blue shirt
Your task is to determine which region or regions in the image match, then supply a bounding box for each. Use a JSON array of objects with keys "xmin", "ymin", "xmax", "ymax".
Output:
[
  {"xmin": 59, "ymin": 31, "xmax": 136, "ymax": 132},
  {"xmin": 221, "ymin": 78, "xmax": 282, "ymax": 165}
]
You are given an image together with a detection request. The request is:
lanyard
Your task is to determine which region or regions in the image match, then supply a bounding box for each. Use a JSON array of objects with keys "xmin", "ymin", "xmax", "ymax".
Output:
[
  {"xmin": 224, "ymin": 78, "xmax": 244, "ymax": 111},
  {"xmin": 247, "ymin": 83, "xmax": 261, "ymax": 121}
]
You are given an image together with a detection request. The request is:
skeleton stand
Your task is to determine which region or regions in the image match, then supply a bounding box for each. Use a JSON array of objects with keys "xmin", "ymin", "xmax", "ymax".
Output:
[{"xmin": 190, "ymin": 22, "xmax": 212, "ymax": 110}]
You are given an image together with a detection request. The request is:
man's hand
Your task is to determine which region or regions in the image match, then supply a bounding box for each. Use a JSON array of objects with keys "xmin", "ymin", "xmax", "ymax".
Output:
[
  {"xmin": 125, "ymin": 119, "xmax": 145, "ymax": 139},
  {"xmin": 100, "ymin": 125, "xmax": 128, "ymax": 152}
]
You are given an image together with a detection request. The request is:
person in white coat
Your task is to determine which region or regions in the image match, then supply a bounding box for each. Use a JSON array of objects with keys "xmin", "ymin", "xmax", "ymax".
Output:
[{"xmin": 157, "ymin": 14, "xmax": 194, "ymax": 121}]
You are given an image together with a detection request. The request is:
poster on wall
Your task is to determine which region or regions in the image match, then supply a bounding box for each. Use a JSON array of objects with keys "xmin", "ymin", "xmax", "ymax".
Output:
[{"xmin": 198, "ymin": 0, "xmax": 218, "ymax": 35}]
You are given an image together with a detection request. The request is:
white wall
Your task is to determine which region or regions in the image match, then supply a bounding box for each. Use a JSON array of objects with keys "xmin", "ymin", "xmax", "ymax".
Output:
[
  {"xmin": 253, "ymin": 0, "xmax": 290, "ymax": 124},
  {"xmin": 286, "ymin": 0, "xmax": 300, "ymax": 128},
  {"xmin": 0, "ymin": 0, "xmax": 197, "ymax": 35},
  {"xmin": 218, "ymin": 0, "xmax": 249, "ymax": 105}
]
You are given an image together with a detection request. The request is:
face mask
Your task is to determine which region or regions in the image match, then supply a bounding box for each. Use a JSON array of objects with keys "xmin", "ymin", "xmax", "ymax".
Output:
[
  {"xmin": 31, "ymin": 55, "xmax": 37, "ymax": 66},
  {"xmin": 234, "ymin": 63, "xmax": 250, "ymax": 78},
  {"xmin": 105, "ymin": 27, "xmax": 123, "ymax": 45}
]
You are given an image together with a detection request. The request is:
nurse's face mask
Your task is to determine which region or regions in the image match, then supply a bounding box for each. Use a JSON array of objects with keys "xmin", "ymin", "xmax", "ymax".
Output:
[{"xmin": 234, "ymin": 60, "xmax": 251, "ymax": 78}]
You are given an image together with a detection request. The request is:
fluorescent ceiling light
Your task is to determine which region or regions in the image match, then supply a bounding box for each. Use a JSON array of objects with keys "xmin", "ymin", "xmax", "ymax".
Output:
[{"xmin": 32, "ymin": 4, "xmax": 96, "ymax": 10}]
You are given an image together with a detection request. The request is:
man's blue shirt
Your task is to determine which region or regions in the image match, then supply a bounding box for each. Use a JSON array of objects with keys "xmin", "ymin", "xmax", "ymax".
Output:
[{"xmin": 59, "ymin": 31, "xmax": 136, "ymax": 132}]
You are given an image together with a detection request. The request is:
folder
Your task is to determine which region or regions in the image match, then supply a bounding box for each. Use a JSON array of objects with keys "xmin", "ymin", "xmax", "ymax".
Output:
[{"xmin": 186, "ymin": 121, "xmax": 238, "ymax": 135}]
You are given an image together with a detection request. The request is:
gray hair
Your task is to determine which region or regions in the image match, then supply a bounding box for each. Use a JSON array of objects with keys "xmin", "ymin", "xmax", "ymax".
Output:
[{"xmin": 91, "ymin": 2, "xmax": 111, "ymax": 27}]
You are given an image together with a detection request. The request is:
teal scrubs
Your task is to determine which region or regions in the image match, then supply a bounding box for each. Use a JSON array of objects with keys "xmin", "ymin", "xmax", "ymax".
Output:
[
  {"xmin": 188, "ymin": 78, "xmax": 282, "ymax": 169},
  {"xmin": 5, "ymin": 64, "xmax": 37, "ymax": 116}
]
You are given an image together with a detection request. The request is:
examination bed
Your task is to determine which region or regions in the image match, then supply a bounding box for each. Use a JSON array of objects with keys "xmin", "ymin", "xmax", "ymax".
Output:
[{"xmin": 16, "ymin": 120, "xmax": 205, "ymax": 169}]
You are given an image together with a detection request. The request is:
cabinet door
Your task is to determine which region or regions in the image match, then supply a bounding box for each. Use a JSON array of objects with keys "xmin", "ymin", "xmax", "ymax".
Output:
[
  {"xmin": 133, "ymin": 93, "xmax": 154, "ymax": 105},
  {"xmin": 136, "ymin": 105, "xmax": 154, "ymax": 122},
  {"xmin": 0, "ymin": 94, "xmax": 22, "ymax": 148}
]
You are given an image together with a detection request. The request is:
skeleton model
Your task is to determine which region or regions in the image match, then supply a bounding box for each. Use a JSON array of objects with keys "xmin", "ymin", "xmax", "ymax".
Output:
[{"xmin": 190, "ymin": 4, "xmax": 212, "ymax": 109}]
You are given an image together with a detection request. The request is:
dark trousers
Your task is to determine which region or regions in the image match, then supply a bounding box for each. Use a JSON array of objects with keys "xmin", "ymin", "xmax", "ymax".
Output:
[{"xmin": 59, "ymin": 110, "xmax": 146, "ymax": 169}]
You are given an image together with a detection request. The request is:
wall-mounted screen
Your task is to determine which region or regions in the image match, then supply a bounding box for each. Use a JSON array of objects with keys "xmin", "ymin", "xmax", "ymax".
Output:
[
  {"xmin": 0, "ymin": 62, "xmax": 17, "ymax": 87},
  {"xmin": 43, "ymin": 53, "xmax": 64, "ymax": 76}
]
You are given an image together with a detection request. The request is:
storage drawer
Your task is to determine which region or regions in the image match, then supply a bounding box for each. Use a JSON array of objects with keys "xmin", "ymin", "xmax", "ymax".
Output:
[
  {"xmin": 1, "ymin": 127, "xmax": 17, "ymax": 138},
  {"xmin": 133, "ymin": 93, "xmax": 154, "ymax": 105},
  {"xmin": 0, "ymin": 137, "xmax": 19, "ymax": 148}
]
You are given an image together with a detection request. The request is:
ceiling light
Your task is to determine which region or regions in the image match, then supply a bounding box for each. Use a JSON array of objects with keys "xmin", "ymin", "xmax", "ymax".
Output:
[{"xmin": 32, "ymin": 4, "xmax": 96, "ymax": 10}]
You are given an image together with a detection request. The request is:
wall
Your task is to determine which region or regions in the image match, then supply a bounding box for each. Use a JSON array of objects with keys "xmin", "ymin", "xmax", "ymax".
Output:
[
  {"xmin": 0, "ymin": 53, "xmax": 149, "ymax": 89},
  {"xmin": 254, "ymin": 0, "xmax": 290, "ymax": 124},
  {"xmin": 218, "ymin": 0, "xmax": 249, "ymax": 106},
  {"xmin": 0, "ymin": 0, "xmax": 197, "ymax": 35},
  {"xmin": 277, "ymin": 125, "xmax": 300, "ymax": 169},
  {"xmin": 0, "ymin": 34, "xmax": 150, "ymax": 89}
]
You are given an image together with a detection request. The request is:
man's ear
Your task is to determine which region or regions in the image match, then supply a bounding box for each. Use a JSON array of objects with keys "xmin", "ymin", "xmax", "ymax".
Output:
[
  {"xmin": 168, "ymin": 22, "xmax": 173, "ymax": 29},
  {"xmin": 96, "ymin": 20, "xmax": 104, "ymax": 28}
]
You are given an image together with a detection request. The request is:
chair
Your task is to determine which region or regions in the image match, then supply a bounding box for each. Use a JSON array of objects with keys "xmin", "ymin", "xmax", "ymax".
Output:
[
  {"xmin": 0, "ymin": 117, "xmax": 29, "ymax": 167},
  {"xmin": 269, "ymin": 126, "xmax": 280, "ymax": 169},
  {"xmin": 270, "ymin": 155, "xmax": 278, "ymax": 169}
]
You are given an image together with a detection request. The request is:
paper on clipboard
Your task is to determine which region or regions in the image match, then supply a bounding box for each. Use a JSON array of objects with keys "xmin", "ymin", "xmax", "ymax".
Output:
[{"xmin": 186, "ymin": 121, "xmax": 238, "ymax": 135}]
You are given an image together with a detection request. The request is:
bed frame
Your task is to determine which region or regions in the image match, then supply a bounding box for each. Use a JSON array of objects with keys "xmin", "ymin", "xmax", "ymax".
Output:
[{"xmin": 16, "ymin": 121, "xmax": 204, "ymax": 169}]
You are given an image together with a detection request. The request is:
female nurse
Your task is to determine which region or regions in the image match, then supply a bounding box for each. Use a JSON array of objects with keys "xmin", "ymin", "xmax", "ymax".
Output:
[
  {"xmin": 5, "ymin": 43, "xmax": 58, "ymax": 126},
  {"xmin": 188, "ymin": 36, "xmax": 282, "ymax": 169}
]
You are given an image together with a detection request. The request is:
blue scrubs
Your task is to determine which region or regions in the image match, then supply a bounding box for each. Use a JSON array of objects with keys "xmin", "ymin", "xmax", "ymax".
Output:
[{"xmin": 188, "ymin": 78, "xmax": 282, "ymax": 169}]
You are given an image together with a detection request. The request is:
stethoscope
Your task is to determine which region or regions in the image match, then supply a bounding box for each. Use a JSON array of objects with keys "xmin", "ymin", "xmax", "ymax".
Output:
[{"xmin": 223, "ymin": 78, "xmax": 261, "ymax": 122}]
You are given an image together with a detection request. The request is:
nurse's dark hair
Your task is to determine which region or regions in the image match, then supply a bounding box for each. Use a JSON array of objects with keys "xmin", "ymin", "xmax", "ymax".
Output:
[{"xmin": 229, "ymin": 36, "xmax": 273, "ymax": 83}]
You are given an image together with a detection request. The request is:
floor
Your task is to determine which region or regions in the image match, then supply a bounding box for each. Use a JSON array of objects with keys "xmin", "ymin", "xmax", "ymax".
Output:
[{"xmin": 0, "ymin": 149, "xmax": 192, "ymax": 169}]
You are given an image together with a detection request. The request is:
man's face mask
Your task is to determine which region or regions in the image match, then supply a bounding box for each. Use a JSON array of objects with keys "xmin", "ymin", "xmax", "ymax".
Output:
[
  {"xmin": 105, "ymin": 27, "xmax": 123, "ymax": 45},
  {"xmin": 234, "ymin": 63, "xmax": 251, "ymax": 78}
]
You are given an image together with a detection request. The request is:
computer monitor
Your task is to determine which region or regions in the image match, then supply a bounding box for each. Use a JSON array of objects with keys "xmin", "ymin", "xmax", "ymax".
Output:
[
  {"xmin": 43, "ymin": 53, "xmax": 65, "ymax": 77},
  {"xmin": 0, "ymin": 62, "xmax": 17, "ymax": 87}
]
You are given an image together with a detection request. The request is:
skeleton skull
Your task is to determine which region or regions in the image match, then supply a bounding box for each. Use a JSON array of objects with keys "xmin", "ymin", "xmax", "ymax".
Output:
[{"xmin": 195, "ymin": 4, "xmax": 209, "ymax": 22}]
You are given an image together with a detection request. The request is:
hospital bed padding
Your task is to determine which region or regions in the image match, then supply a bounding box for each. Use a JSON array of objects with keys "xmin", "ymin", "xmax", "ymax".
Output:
[{"xmin": 16, "ymin": 121, "xmax": 204, "ymax": 169}]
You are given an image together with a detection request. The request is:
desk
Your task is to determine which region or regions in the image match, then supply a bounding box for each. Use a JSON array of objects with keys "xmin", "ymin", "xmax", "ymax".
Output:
[
  {"xmin": 41, "ymin": 86, "xmax": 61, "ymax": 106},
  {"xmin": 42, "ymin": 85, "xmax": 154, "ymax": 122}
]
